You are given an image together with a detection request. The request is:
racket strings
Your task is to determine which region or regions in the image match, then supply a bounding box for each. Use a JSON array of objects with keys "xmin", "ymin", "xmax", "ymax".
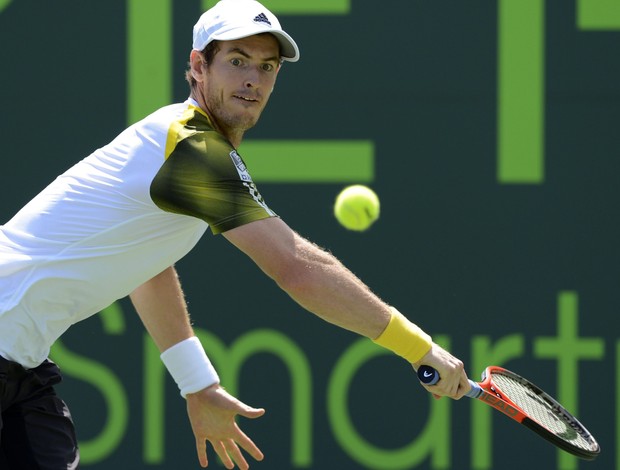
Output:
[{"xmin": 490, "ymin": 372, "xmax": 596, "ymax": 452}]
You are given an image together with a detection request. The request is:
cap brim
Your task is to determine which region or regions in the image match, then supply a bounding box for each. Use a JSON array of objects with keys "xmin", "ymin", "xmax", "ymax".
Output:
[{"xmin": 211, "ymin": 27, "xmax": 299, "ymax": 62}]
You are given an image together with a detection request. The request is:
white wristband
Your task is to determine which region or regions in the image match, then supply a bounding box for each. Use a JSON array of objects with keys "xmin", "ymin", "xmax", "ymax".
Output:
[{"xmin": 160, "ymin": 337, "xmax": 220, "ymax": 398}]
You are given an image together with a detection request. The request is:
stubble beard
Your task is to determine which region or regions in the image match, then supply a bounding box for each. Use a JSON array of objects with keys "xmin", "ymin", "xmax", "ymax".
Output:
[{"xmin": 207, "ymin": 89, "xmax": 263, "ymax": 140}]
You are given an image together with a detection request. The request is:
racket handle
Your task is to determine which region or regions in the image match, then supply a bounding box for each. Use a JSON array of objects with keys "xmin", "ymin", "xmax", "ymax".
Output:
[
  {"xmin": 417, "ymin": 365, "xmax": 483, "ymax": 398},
  {"xmin": 418, "ymin": 365, "xmax": 441, "ymax": 385}
]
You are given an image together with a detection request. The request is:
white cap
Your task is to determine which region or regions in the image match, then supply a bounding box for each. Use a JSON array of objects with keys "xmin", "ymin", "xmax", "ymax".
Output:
[{"xmin": 192, "ymin": 0, "xmax": 300, "ymax": 62}]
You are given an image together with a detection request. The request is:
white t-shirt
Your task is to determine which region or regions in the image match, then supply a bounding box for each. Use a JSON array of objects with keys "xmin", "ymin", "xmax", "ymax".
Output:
[{"xmin": 0, "ymin": 98, "xmax": 275, "ymax": 368}]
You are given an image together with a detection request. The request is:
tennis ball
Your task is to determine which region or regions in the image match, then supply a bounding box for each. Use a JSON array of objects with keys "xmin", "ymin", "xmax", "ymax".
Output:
[{"xmin": 334, "ymin": 185, "xmax": 380, "ymax": 231}]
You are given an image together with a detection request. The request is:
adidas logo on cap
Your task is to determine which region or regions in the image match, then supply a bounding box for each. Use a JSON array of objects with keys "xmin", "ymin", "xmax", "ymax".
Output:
[{"xmin": 253, "ymin": 12, "xmax": 271, "ymax": 26}]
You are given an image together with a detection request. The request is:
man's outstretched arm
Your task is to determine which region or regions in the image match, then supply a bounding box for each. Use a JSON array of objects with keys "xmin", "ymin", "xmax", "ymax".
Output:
[{"xmin": 223, "ymin": 217, "xmax": 470, "ymax": 399}]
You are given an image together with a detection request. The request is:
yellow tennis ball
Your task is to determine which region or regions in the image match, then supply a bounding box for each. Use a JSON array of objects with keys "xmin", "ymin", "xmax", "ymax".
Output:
[{"xmin": 334, "ymin": 185, "xmax": 380, "ymax": 231}]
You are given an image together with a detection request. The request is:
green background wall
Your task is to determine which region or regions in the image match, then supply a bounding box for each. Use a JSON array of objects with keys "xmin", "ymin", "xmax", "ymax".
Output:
[{"xmin": 1, "ymin": 1, "xmax": 619, "ymax": 469}]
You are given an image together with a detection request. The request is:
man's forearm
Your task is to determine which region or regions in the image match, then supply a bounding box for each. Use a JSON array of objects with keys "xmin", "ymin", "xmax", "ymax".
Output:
[
  {"xmin": 129, "ymin": 265, "xmax": 195, "ymax": 352},
  {"xmin": 224, "ymin": 219, "xmax": 392, "ymax": 339},
  {"xmin": 277, "ymin": 238, "xmax": 392, "ymax": 339}
]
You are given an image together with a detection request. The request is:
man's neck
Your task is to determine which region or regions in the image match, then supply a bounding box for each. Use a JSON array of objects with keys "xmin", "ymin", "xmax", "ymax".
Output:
[{"xmin": 189, "ymin": 91, "xmax": 244, "ymax": 148}]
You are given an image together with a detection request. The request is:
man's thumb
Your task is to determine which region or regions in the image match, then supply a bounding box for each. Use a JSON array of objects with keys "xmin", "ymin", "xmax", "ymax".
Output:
[{"xmin": 239, "ymin": 406, "xmax": 266, "ymax": 419}]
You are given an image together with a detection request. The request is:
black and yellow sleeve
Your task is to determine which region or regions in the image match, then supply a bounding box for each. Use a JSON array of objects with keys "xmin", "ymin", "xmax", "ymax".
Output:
[{"xmin": 150, "ymin": 110, "xmax": 277, "ymax": 234}]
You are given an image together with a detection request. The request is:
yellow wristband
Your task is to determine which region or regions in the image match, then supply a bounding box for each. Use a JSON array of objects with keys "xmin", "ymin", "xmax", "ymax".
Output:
[{"xmin": 372, "ymin": 307, "xmax": 432, "ymax": 363}]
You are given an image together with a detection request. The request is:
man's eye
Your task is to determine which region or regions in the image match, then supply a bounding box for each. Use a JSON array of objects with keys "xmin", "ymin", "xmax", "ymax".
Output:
[
  {"xmin": 262, "ymin": 64, "xmax": 274, "ymax": 72},
  {"xmin": 231, "ymin": 58, "xmax": 242, "ymax": 66}
]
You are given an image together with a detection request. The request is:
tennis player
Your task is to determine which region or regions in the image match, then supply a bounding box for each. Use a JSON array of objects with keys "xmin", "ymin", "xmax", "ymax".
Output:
[{"xmin": 0, "ymin": 0, "xmax": 471, "ymax": 468}]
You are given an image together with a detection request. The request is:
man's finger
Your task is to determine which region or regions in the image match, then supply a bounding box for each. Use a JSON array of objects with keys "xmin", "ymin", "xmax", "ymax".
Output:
[
  {"xmin": 237, "ymin": 406, "xmax": 266, "ymax": 420},
  {"xmin": 213, "ymin": 440, "xmax": 234, "ymax": 469},
  {"xmin": 224, "ymin": 439, "xmax": 249, "ymax": 470},
  {"xmin": 235, "ymin": 428, "xmax": 264, "ymax": 462},
  {"xmin": 195, "ymin": 438, "xmax": 208, "ymax": 468}
]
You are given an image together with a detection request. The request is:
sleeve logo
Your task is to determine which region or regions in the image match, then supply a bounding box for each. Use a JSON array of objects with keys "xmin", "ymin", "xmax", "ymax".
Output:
[{"xmin": 229, "ymin": 150, "xmax": 253, "ymax": 182}]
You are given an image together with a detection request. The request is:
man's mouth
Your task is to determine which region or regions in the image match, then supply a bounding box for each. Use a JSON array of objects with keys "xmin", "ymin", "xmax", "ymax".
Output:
[{"xmin": 234, "ymin": 94, "xmax": 258, "ymax": 103}]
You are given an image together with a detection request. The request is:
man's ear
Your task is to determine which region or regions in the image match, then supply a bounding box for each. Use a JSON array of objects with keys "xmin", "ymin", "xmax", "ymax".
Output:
[{"xmin": 189, "ymin": 50, "xmax": 206, "ymax": 83}]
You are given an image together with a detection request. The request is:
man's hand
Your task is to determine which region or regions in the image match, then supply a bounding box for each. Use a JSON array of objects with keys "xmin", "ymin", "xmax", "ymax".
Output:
[
  {"xmin": 186, "ymin": 384, "xmax": 265, "ymax": 469},
  {"xmin": 413, "ymin": 343, "xmax": 470, "ymax": 399}
]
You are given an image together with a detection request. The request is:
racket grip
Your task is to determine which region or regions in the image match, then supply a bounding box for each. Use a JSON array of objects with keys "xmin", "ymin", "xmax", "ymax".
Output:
[
  {"xmin": 418, "ymin": 365, "xmax": 441, "ymax": 385},
  {"xmin": 417, "ymin": 365, "xmax": 483, "ymax": 398}
]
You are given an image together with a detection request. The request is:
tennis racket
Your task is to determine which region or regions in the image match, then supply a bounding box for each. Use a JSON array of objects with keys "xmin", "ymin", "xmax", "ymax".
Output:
[{"xmin": 417, "ymin": 365, "xmax": 600, "ymax": 460}]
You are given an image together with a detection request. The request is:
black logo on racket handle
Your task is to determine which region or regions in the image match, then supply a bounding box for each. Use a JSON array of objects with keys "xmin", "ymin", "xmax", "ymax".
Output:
[{"xmin": 418, "ymin": 365, "xmax": 440, "ymax": 385}]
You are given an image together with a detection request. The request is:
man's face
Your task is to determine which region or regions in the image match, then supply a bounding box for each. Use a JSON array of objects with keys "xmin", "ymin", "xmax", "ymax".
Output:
[{"xmin": 201, "ymin": 34, "xmax": 281, "ymax": 137}]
